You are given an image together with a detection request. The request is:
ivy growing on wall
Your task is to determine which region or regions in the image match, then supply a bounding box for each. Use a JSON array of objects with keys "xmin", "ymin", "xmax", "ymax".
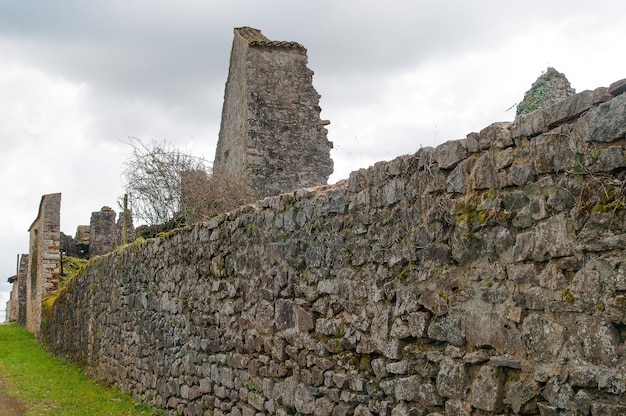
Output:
[{"xmin": 516, "ymin": 67, "xmax": 575, "ymax": 116}]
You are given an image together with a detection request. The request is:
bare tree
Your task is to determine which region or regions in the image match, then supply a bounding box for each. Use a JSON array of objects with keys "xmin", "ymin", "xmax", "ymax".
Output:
[
  {"xmin": 121, "ymin": 137, "xmax": 210, "ymax": 226},
  {"xmin": 121, "ymin": 137, "xmax": 257, "ymax": 230}
]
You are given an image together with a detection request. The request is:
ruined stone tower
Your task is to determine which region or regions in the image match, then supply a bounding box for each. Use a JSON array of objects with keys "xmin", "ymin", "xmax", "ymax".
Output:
[
  {"xmin": 26, "ymin": 193, "xmax": 61, "ymax": 334},
  {"xmin": 214, "ymin": 27, "xmax": 333, "ymax": 198}
]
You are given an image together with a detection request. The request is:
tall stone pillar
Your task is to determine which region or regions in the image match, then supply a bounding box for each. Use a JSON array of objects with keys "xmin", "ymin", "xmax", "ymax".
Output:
[
  {"xmin": 26, "ymin": 193, "xmax": 61, "ymax": 335},
  {"xmin": 214, "ymin": 27, "xmax": 333, "ymax": 198},
  {"xmin": 89, "ymin": 207, "xmax": 118, "ymax": 258}
]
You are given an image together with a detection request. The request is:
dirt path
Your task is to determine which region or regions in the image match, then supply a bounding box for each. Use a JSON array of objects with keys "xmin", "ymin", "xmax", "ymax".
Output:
[{"xmin": 0, "ymin": 379, "xmax": 26, "ymax": 416}]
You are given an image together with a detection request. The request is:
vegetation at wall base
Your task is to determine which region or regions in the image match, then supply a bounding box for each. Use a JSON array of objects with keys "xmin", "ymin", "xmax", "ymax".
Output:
[{"xmin": 0, "ymin": 323, "xmax": 163, "ymax": 415}]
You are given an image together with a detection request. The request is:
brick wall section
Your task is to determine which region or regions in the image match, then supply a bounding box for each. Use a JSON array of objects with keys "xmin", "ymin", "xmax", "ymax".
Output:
[
  {"xmin": 214, "ymin": 27, "xmax": 333, "ymax": 198},
  {"xmin": 27, "ymin": 192, "xmax": 61, "ymax": 335},
  {"xmin": 43, "ymin": 81, "xmax": 626, "ymax": 415}
]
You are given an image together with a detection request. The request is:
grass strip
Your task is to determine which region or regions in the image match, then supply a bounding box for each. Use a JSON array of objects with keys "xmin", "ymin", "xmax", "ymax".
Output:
[{"xmin": 0, "ymin": 323, "xmax": 162, "ymax": 415}]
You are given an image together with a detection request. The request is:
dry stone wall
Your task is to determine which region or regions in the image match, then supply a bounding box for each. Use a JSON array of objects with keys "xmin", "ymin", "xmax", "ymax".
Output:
[{"xmin": 43, "ymin": 81, "xmax": 626, "ymax": 415}]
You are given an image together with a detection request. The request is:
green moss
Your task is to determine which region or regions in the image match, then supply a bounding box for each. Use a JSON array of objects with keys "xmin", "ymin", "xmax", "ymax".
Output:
[
  {"xmin": 592, "ymin": 187, "xmax": 626, "ymax": 214},
  {"xmin": 358, "ymin": 355, "xmax": 372, "ymax": 372},
  {"xmin": 561, "ymin": 288, "xmax": 575, "ymax": 303},
  {"xmin": 397, "ymin": 262, "xmax": 414, "ymax": 280}
]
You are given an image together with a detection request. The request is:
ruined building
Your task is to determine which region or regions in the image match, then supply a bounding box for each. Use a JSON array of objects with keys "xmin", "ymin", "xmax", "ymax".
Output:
[
  {"xmin": 6, "ymin": 200, "xmax": 132, "ymax": 326},
  {"xmin": 516, "ymin": 67, "xmax": 576, "ymax": 115},
  {"xmin": 213, "ymin": 27, "xmax": 334, "ymax": 198},
  {"xmin": 61, "ymin": 206, "xmax": 134, "ymax": 259},
  {"xmin": 25, "ymin": 193, "xmax": 61, "ymax": 334}
]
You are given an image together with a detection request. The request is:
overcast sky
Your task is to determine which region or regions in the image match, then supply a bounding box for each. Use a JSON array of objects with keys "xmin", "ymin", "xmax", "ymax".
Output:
[{"xmin": 1, "ymin": 0, "xmax": 625, "ymax": 318}]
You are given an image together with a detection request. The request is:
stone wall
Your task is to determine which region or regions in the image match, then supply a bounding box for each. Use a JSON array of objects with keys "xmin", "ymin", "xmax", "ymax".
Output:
[
  {"xmin": 27, "ymin": 193, "xmax": 61, "ymax": 335},
  {"xmin": 89, "ymin": 206, "xmax": 118, "ymax": 258},
  {"xmin": 5, "ymin": 254, "xmax": 28, "ymax": 323},
  {"xmin": 42, "ymin": 81, "xmax": 626, "ymax": 415},
  {"xmin": 214, "ymin": 27, "xmax": 334, "ymax": 198},
  {"xmin": 17, "ymin": 253, "xmax": 28, "ymax": 326},
  {"xmin": 6, "ymin": 274, "xmax": 17, "ymax": 322}
]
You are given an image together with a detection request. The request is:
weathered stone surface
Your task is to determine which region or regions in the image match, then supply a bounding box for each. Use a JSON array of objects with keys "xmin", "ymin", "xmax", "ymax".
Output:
[
  {"xmin": 393, "ymin": 375, "xmax": 421, "ymax": 401},
  {"xmin": 38, "ymin": 72, "xmax": 626, "ymax": 415},
  {"xmin": 435, "ymin": 139, "xmax": 468, "ymax": 170},
  {"xmin": 470, "ymin": 366, "xmax": 505, "ymax": 412},
  {"xmin": 511, "ymin": 108, "xmax": 547, "ymax": 139},
  {"xmin": 542, "ymin": 376, "xmax": 574, "ymax": 410},
  {"xmin": 504, "ymin": 380, "xmax": 539, "ymax": 414},
  {"xmin": 544, "ymin": 89, "xmax": 594, "ymax": 128},
  {"xmin": 470, "ymin": 152, "xmax": 498, "ymax": 190},
  {"xmin": 517, "ymin": 67, "xmax": 576, "ymax": 116},
  {"xmin": 608, "ymin": 78, "xmax": 626, "ymax": 96},
  {"xmin": 521, "ymin": 313, "xmax": 565, "ymax": 362},
  {"xmin": 436, "ymin": 363, "xmax": 469, "ymax": 399},
  {"xmin": 214, "ymin": 27, "xmax": 333, "ymax": 198},
  {"xmin": 427, "ymin": 312, "xmax": 465, "ymax": 347},
  {"xmin": 479, "ymin": 122, "xmax": 513, "ymax": 149},
  {"xmin": 588, "ymin": 93, "xmax": 626, "ymax": 142}
]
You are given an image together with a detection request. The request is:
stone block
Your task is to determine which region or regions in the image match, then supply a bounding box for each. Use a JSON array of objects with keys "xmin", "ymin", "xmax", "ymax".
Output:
[
  {"xmin": 469, "ymin": 152, "xmax": 498, "ymax": 190},
  {"xmin": 608, "ymin": 77, "xmax": 626, "ymax": 96},
  {"xmin": 444, "ymin": 399, "xmax": 471, "ymax": 416},
  {"xmin": 393, "ymin": 375, "xmax": 421, "ymax": 401},
  {"xmin": 531, "ymin": 213, "xmax": 572, "ymax": 261},
  {"xmin": 427, "ymin": 312, "xmax": 466, "ymax": 347},
  {"xmin": 504, "ymin": 380, "xmax": 539, "ymax": 414},
  {"xmin": 588, "ymin": 93, "xmax": 626, "ymax": 142},
  {"xmin": 478, "ymin": 121, "xmax": 513, "ymax": 149},
  {"xmin": 590, "ymin": 401, "xmax": 626, "ymax": 416},
  {"xmin": 521, "ymin": 313, "xmax": 565, "ymax": 362},
  {"xmin": 470, "ymin": 365, "xmax": 505, "ymax": 412},
  {"xmin": 543, "ymin": 89, "xmax": 594, "ymax": 129},
  {"xmin": 511, "ymin": 108, "xmax": 547, "ymax": 139},
  {"xmin": 419, "ymin": 289, "xmax": 448, "ymax": 316},
  {"xmin": 417, "ymin": 383, "xmax": 442, "ymax": 406},
  {"xmin": 436, "ymin": 362, "xmax": 469, "ymax": 399},
  {"xmin": 294, "ymin": 384, "xmax": 316, "ymax": 414},
  {"xmin": 542, "ymin": 376, "xmax": 574, "ymax": 410},
  {"xmin": 435, "ymin": 139, "xmax": 468, "ymax": 170},
  {"xmin": 593, "ymin": 86, "xmax": 613, "ymax": 103},
  {"xmin": 407, "ymin": 311, "xmax": 430, "ymax": 338}
]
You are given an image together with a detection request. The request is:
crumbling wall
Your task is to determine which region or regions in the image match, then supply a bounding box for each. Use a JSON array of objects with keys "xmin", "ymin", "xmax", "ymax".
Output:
[
  {"xmin": 89, "ymin": 207, "xmax": 118, "ymax": 258},
  {"xmin": 27, "ymin": 192, "xmax": 61, "ymax": 335},
  {"xmin": 16, "ymin": 254, "xmax": 28, "ymax": 326},
  {"xmin": 6, "ymin": 275, "xmax": 17, "ymax": 322},
  {"xmin": 6, "ymin": 254, "xmax": 29, "ymax": 323},
  {"xmin": 43, "ymin": 81, "xmax": 626, "ymax": 415},
  {"xmin": 214, "ymin": 27, "xmax": 334, "ymax": 198}
]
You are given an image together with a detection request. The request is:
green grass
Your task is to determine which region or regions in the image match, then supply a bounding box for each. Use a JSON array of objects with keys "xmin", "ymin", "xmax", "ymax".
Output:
[{"xmin": 0, "ymin": 323, "xmax": 163, "ymax": 415}]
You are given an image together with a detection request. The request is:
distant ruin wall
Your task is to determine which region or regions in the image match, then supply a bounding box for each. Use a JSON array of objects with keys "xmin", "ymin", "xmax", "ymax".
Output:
[
  {"xmin": 214, "ymin": 27, "xmax": 333, "ymax": 198},
  {"xmin": 17, "ymin": 254, "xmax": 28, "ymax": 326},
  {"xmin": 42, "ymin": 84, "xmax": 626, "ymax": 415},
  {"xmin": 27, "ymin": 193, "xmax": 61, "ymax": 335}
]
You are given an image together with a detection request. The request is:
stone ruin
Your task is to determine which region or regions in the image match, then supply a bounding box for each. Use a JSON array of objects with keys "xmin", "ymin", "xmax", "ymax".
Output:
[
  {"xmin": 516, "ymin": 67, "xmax": 576, "ymax": 116},
  {"xmin": 61, "ymin": 206, "xmax": 135, "ymax": 259},
  {"xmin": 5, "ymin": 198, "xmax": 133, "ymax": 332},
  {"xmin": 6, "ymin": 26, "xmax": 626, "ymax": 415},
  {"xmin": 8, "ymin": 26, "xmax": 333, "ymax": 327},
  {"xmin": 213, "ymin": 27, "xmax": 334, "ymax": 198}
]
